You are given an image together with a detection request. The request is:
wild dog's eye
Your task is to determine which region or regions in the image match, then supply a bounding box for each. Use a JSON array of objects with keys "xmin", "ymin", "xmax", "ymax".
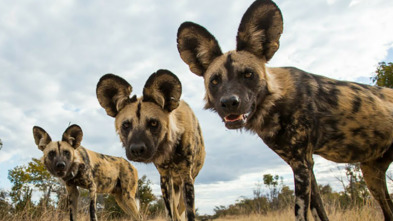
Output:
[
  {"xmin": 63, "ymin": 150, "xmax": 71, "ymax": 159},
  {"xmin": 122, "ymin": 121, "xmax": 132, "ymax": 131},
  {"xmin": 149, "ymin": 119, "xmax": 159, "ymax": 128},
  {"xmin": 210, "ymin": 75, "xmax": 221, "ymax": 86},
  {"xmin": 48, "ymin": 151, "xmax": 56, "ymax": 158},
  {"xmin": 243, "ymin": 71, "xmax": 254, "ymax": 79},
  {"xmin": 148, "ymin": 119, "xmax": 160, "ymax": 133}
]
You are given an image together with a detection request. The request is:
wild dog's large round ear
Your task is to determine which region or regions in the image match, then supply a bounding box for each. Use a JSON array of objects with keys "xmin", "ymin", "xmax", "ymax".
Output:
[
  {"xmin": 143, "ymin": 69, "xmax": 182, "ymax": 112},
  {"xmin": 96, "ymin": 74, "xmax": 134, "ymax": 117},
  {"xmin": 177, "ymin": 22, "xmax": 223, "ymax": 77},
  {"xmin": 62, "ymin": 124, "xmax": 83, "ymax": 149},
  {"xmin": 236, "ymin": 0, "xmax": 283, "ymax": 62},
  {"xmin": 33, "ymin": 126, "xmax": 52, "ymax": 151}
]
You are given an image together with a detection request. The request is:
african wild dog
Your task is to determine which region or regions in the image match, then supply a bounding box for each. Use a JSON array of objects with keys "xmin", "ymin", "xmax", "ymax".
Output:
[
  {"xmin": 96, "ymin": 70, "xmax": 205, "ymax": 221},
  {"xmin": 33, "ymin": 124, "xmax": 140, "ymax": 221},
  {"xmin": 177, "ymin": 0, "xmax": 393, "ymax": 220}
]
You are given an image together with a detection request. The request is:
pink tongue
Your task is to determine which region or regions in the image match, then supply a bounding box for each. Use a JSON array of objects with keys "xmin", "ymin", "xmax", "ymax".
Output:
[{"xmin": 225, "ymin": 115, "xmax": 243, "ymax": 122}]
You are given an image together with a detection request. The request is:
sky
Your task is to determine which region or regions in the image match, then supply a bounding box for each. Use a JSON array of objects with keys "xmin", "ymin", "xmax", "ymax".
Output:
[{"xmin": 1, "ymin": 0, "xmax": 393, "ymax": 215}]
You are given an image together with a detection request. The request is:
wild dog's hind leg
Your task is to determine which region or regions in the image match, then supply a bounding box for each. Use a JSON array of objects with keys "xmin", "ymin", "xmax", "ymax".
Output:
[
  {"xmin": 66, "ymin": 185, "xmax": 79, "ymax": 221},
  {"xmin": 360, "ymin": 146, "xmax": 393, "ymax": 221},
  {"xmin": 310, "ymin": 171, "xmax": 329, "ymax": 221},
  {"xmin": 115, "ymin": 162, "xmax": 140, "ymax": 220},
  {"xmin": 114, "ymin": 192, "xmax": 140, "ymax": 221}
]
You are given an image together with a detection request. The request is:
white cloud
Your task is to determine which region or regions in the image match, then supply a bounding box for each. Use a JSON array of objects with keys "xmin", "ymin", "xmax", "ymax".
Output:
[
  {"xmin": 274, "ymin": 0, "xmax": 393, "ymax": 80},
  {"xmin": 0, "ymin": 0, "xmax": 393, "ymax": 215}
]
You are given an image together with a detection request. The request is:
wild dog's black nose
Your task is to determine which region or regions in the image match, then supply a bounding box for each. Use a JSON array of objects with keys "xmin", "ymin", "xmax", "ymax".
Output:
[
  {"xmin": 56, "ymin": 162, "xmax": 66, "ymax": 170},
  {"xmin": 130, "ymin": 144, "xmax": 146, "ymax": 157},
  {"xmin": 220, "ymin": 95, "xmax": 240, "ymax": 109}
]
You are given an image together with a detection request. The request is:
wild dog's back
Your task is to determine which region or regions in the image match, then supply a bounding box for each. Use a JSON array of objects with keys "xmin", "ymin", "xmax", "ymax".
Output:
[
  {"xmin": 266, "ymin": 67, "xmax": 393, "ymax": 163},
  {"xmin": 78, "ymin": 148, "xmax": 138, "ymax": 194}
]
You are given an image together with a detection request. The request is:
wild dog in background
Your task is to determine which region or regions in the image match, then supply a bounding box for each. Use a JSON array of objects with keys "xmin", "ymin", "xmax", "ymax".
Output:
[
  {"xmin": 33, "ymin": 124, "xmax": 140, "ymax": 221},
  {"xmin": 177, "ymin": 0, "xmax": 393, "ymax": 220},
  {"xmin": 96, "ymin": 70, "xmax": 205, "ymax": 221}
]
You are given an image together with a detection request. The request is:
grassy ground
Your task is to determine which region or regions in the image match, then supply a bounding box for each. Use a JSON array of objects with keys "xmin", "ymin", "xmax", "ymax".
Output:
[
  {"xmin": 0, "ymin": 205, "xmax": 384, "ymax": 220},
  {"xmin": 213, "ymin": 205, "xmax": 383, "ymax": 221}
]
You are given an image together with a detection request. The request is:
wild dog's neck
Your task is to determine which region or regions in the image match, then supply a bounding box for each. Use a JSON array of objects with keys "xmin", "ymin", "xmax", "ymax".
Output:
[
  {"xmin": 62, "ymin": 162, "xmax": 80, "ymax": 182},
  {"xmin": 153, "ymin": 112, "xmax": 181, "ymax": 166},
  {"xmin": 62, "ymin": 148, "xmax": 85, "ymax": 182},
  {"xmin": 245, "ymin": 67, "xmax": 286, "ymax": 137}
]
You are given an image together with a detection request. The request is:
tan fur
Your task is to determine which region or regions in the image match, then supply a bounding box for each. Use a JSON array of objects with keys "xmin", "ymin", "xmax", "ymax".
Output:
[
  {"xmin": 177, "ymin": 0, "xmax": 393, "ymax": 220},
  {"xmin": 33, "ymin": 125, "xmax": 140, "ymax": 221},
  {"xmin": 96, "ymin": 70, "xmax": 205, "ymax": 221}
]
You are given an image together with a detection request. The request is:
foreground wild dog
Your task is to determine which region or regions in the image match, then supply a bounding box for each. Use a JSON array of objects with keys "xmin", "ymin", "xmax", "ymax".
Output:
[
  {"xmin": 177, "ymin": 0, "xmax": 393, "ymax": 220},
  {"xmin": 96, "ymin": 70, "xmax": 205, "ymax": 221},
  {"xmin": 33, "ymin": 124, "xmax": 140, "ymax": 221}
]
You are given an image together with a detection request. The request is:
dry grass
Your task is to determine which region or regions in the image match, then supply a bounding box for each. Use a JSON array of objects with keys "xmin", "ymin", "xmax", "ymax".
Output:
[
  {"xmin": 0, "ymin": 205, "xmax": 384, "ymax": 221},
  {"xmin": 0, "ymin": 209, "xmax": 166, "ymax": 221},
  {"xmin": 214, "ymin": 205, "xmax": 384, "ymax": 221}
]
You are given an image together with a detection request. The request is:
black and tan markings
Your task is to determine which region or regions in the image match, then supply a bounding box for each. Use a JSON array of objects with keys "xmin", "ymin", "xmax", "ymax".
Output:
[
  {"xmin": 96, "ymin": 70, "xmax": 206, "ymax": 221},
  {"xmin": 33, "ymin": 125, "xmax": 140, "ymax": 221},
  {"xmin": 177, "ymin": 0, "xmax": 393, "ymax": 220}
]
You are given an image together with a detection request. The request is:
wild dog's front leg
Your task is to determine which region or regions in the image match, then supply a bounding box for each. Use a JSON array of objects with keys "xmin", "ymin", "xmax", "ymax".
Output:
[
  {"xmin": 160, "ymin": 175, "xmax": 174, "ymax": 220},
  {"xmin": 88, "ymin": 183, "xmax": 97, "ymax": 221},
  {"xmin": 183, "ymin": 175, "xmax": 195, "ymax": 221},
  {"xmin": 290, "ymin": 161, "xmax": 312, "ymax": 221},
  {"xmin": 66, "ymin": 185, "xmax": 79, "ymax": 221}
]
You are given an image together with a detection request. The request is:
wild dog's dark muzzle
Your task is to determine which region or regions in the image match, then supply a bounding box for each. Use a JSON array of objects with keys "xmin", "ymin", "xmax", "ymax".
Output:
[
  {"xmin": 53, "ymin": 160, "xmax": 68, "ymax": 177},
  {"xmin": 220, "ymin": 95, "xmax": 240, "ymax": 110},
  {"xmin": 126, "ymin": 129, "xmax": 155, "ymax": 162},
  {"xmin": 56, "ymin": 161, "xmax": 66, "ymax": 170},
  {"xmin": 217, "ymin": 92, "xmax": 254, "ymax": 129},
  {"xmin": 130, "ymin": 143, "xmax": 147, "ymax": 157}
]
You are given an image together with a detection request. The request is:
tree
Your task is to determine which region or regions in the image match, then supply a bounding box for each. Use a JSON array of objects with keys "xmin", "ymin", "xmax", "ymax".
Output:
[
  {"xmin": 0, "ymin": 189, "xmax": 11, "ymax": 217},
  {"xmin": 7, "ymin": 158, "xmax": 63, "ymax": 213},
  {"xmin": 319, "ymin": 184, "xmax": 341, "ymax": 209},
  {"xmin": 8, "ymin": 164, "xmax": 33, "ymax": 212},
  {"xmin": 372, "ymin": 62, "xmax": 393, "ymax": 88},
  {"xmin": 277, "ymin": 185, "xmax": 294, "ymax": 209},
  {"xmin": 148, "ymin": 197, "xmax": 166, "ymax": 218},
  {"xmin": 334, "ymin": 163, "xmax": 369, "ymax": 208},
  {"xmin": 344, "ymin": 163, "xmax": 369, "ymax": 206},
  {"xmin": 263, "ymin": 173, "xmax": 282, "ymax": 210},
  {"xmin": 138, "ymin": 175, "xmax": 156, "ymax": 214},
  {"xmin": 213, "ymin": 205, "xmax": 228, "ymax": 217},
  {"xmin": 0, "ymin": 138, "xmax": 3, "ymax": 150},
  {"xmin": 26, "ymin": 158, "xmax": 62, "ymax": 210}
]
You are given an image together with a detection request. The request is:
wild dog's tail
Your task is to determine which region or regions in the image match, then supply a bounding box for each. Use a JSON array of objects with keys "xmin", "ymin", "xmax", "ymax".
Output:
[
  {"xmin": 136, "ymin": 198, "xmax": 140, "ymax": 211},
  {"xmin": 135, "ymin": 189, "xmax": 141, "ymax": 211}
]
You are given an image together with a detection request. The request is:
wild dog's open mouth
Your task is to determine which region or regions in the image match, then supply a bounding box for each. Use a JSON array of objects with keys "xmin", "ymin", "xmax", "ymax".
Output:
[
  {"xmin": 223, "ymin": 113, "xmax": 250, "ymax": 129},
  {"xmin": 224, "ymin": 114, "xmax": 247, "ymax": 122}
]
